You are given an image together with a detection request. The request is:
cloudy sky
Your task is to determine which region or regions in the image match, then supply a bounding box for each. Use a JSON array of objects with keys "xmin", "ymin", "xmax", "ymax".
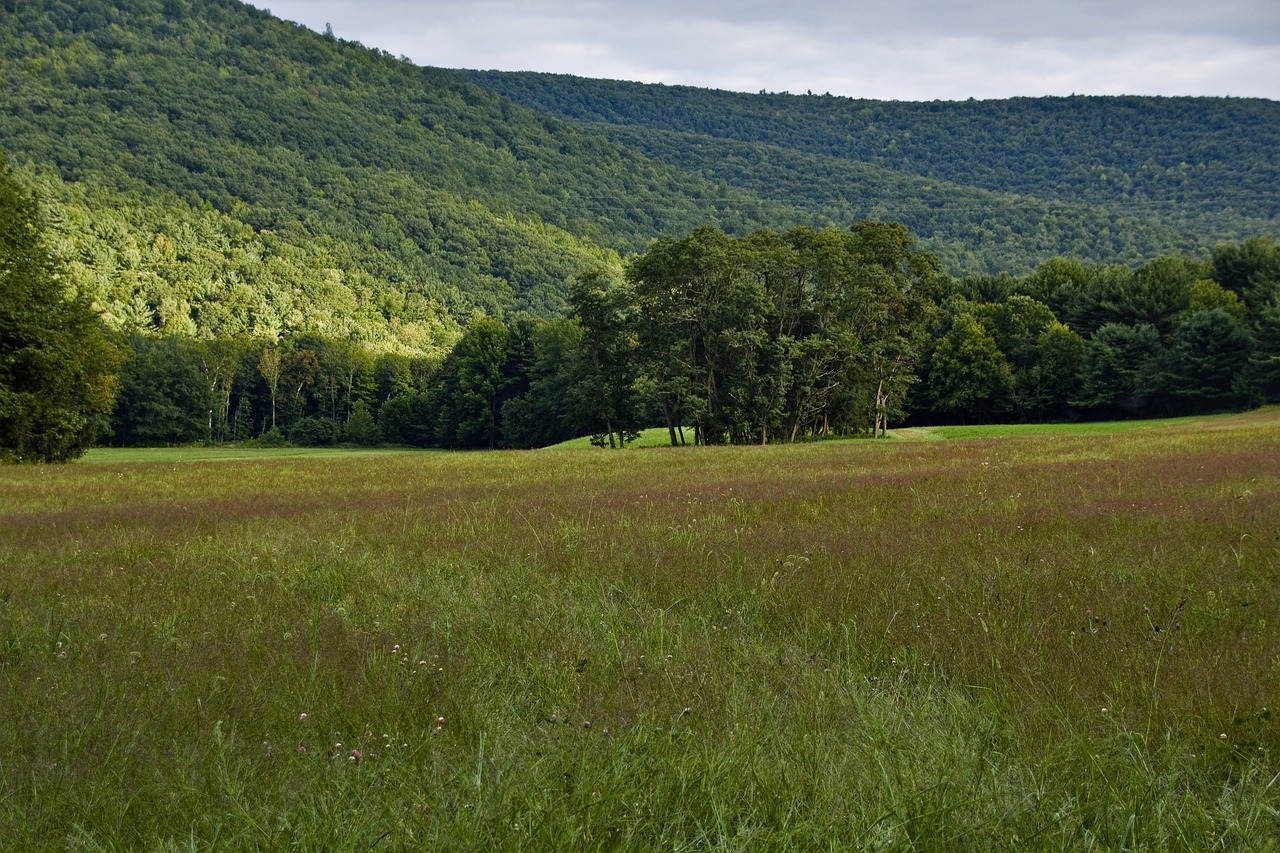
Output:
[{"xmin": 248, "ymin": 0, "xmax": 1280, "ymax": 101}]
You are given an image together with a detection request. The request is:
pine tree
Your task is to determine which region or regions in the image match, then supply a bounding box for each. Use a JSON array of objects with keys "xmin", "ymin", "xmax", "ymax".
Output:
[{"xmin": 1, "ymin": 153, "xmax": 119, "ymax": 462}]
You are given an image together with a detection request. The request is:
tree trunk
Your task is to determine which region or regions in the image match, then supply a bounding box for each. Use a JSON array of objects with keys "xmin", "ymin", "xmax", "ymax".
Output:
[{"xmin": 661, "ymin": 398, "xmax": 679, "ymax": 446}]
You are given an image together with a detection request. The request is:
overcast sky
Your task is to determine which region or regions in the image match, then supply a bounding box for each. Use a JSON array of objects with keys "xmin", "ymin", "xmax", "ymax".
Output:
[{"xmin": 248, "ymin": 0, "xmax": 1280, "ymax": 101}]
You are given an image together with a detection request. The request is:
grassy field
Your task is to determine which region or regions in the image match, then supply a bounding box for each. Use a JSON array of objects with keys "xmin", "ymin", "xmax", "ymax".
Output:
[{"xmin": 3, "ymin": 410, "xmax": 1279, "ymax": 850}]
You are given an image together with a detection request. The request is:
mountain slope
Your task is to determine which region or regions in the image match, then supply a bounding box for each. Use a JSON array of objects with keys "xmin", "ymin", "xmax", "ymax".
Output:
[
  {"xmin": 0, "ymin": 0, "xmax": 815, "ymax": 351},
  {"xmin": 3, "ymin": 0, "xmax": 1277, "ymax": 355},
  {"xmin": 455, "ymin": 70, "xmax": 1280, "ymax": 270}
]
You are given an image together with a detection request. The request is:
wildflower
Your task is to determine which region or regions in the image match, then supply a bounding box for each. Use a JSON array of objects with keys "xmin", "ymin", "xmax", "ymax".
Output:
[
  {"xmin": 349, "ymin": 749, "xmax": 362, "ymax": 761},
  {"xmin": 297, "ymin": 744, "xmax": 307, "ymax": 753},
  {"xmin": 299, "ymin": 713, "xmax": 308, "ymax": 724}
]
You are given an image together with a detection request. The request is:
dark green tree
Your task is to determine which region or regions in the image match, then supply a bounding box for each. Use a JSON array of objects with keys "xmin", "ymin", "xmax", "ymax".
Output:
[
  {"xmin": 978, "ymin": 295, "xmax": 1058, "ymax": 419},
  {"xmin": 500, "ymin": 317, "xmax": 584, "ymax": 449},
  {"xmin": 1073, "ymin": 323, "xmax": 1163, "ymax": 418},
  {"xmin": 1212, "ymin": 238, "xmax": 1280, "ymax": 405},
  {"xmin": 567, "ymin": 270, "xmax": 643, "ymax": 448},
  {"xmin": 1243, "ymin": 300, "xmax": 1280, "ymax": 403},
  {"xmin": 1212, "ymin": 237, "xmax": 1280, "ymax": 311},
  {"xmin": 343, "ymin": 399, "xmax": 382, "ymax": 446},
  {"xmin": 1031, "ymin": 320, "xmax": 1085, "ymax": 420},
  {"xmin": 1159, "ymin": 309, "xmax": 1253, "ymax": 412},
  {"xmin": 373, "ymin": 352, "xmax": 416, "ymax": 410},
  {"xmin": 111, "ymin": 336, "xmax": 207, "ymax": 446},
  {"xmin": 1104, "ymin": 256, "xmax": 1198, "ymax": 338},
  {"xmin": 1, "ymin": 153, "xmax": 118, "ymax": 462},
  {"xmin": 288, "ymin": 416, "xmax": 340, "ymax": 446},
  {"xmin": 377, "ymin": 392, "xmax": 435, "ymax": 446},
  {"xmin": 429, "ymin": 316, "xmax": 510, "ymax": 449}
]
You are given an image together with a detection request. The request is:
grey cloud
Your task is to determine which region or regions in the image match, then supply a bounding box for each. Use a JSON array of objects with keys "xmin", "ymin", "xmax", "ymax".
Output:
[{"xmin": 251, "ymin": 0, "xmax": 1280, "ymax": 99}]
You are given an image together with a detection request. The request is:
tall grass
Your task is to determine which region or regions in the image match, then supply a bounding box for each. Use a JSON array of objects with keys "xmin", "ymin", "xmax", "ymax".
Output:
[{"xmin": 2, "ymin": 410, "xmax": 1278, "ymax": 850}]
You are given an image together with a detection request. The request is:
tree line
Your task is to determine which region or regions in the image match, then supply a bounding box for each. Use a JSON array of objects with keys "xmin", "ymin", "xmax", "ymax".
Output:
[
  {"xmin": 5, "ymin": 130, "xmax": 1277, "ymax": 461},
  {"xmin": 88, "ymin": 225, "xmax": 1280, "ymax": 453}
]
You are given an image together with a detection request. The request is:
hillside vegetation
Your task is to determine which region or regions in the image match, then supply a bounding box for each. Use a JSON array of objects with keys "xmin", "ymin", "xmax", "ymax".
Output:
[
  {"xmin": 457, "ymin": 71, "xmax": 1280, "ymax": 272},
  {"xmin": 2, "ymin": 0, "xmax": 1277, "ymax": 351},
  {"xmin": 1, "ymin": 0, "xmax": 816, "ymax": 352}
]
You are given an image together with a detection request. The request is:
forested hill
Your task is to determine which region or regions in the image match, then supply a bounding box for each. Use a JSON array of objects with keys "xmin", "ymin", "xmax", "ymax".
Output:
[
  {"xmin": 3, "ymin": 0, "xmax": 1278, "ymax": 357},
  {"xmin": 455, "ymin": 71, "xmax": 1280, "ymax": 271},
  {"xmin": 0, "ymin": 0, "xmax": 810, "ymax": 353}
]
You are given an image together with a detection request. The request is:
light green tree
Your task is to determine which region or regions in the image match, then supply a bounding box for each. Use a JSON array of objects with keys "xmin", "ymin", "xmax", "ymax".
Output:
[{"xmin": 927, "ymin": 313, "xmax": 1013, "ymax": 422}]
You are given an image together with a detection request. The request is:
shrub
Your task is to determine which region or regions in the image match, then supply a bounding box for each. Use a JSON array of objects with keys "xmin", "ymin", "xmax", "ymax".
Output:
[
  {"xmin": 343, "ymin": 401, "xmax": 381, "ymax": 446},
  {"xmin": 287, "ymin": 416, "xmax": 339, "ymax": 446}
]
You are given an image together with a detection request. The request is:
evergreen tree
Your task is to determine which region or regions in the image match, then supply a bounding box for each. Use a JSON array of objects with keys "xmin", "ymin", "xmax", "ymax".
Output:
[
  {"xmin": 1072, "ymin": 323, "xmax": 1163, "ymax": 418},
  {"xmin": 1032, "ymin": 321, "xmax": 1085, "ymax": 420},
  {"xmin": 111, "ymin": 336, "xmax": 208, "ymax": 446},
  {"xmin": 343, "ymin": 400, "xmax": 382, "ymax": 446},
  {"xmin": 1160, "ymin": 309, "xmax": 1253, "ymax": 412},
  {"xmin": 429, "ymin": 317, "xmax": 510, "ymax": 449},
  {"xmin": 1, "ymin": 152, "xmax": 118, "ymax": 462}
]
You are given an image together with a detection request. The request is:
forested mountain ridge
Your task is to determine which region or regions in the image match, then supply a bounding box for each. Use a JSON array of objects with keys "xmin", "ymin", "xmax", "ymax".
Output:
[
  {"xmin": 4, "ymin": 0, "xmax": 1278, "ymax": 350},
  {"xmin": 1, "ymin": 0, "xmax": 815, "ymax": 353},
  {"xmin": 453, "ymin": 71, "xmax": 1280, "ymax": 215},
  {"xmin": 455, "ymin": 70, "xmax": 1280, "ymax": 271},
  {"xmin": 588, "ymin": 124, "xmax": 1198, "ymax": 274}
]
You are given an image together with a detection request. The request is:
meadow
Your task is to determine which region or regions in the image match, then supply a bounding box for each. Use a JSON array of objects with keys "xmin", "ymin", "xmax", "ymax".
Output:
[{"xmin": 2, "ymin": 410, "xmax": 1279, "ymax": 850}]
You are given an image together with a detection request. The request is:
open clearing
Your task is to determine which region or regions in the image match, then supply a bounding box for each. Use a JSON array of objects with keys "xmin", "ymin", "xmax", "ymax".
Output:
[{"xmin": 3, "ymin": 409, "xmax": 1279, "ymax": 849}]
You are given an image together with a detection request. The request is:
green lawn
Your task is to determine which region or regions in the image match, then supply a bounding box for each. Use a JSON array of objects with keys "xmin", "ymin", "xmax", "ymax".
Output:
[
  {"xmin": 78, "ymin": 410, "xmax": 1274, "ymax": 461},
  {"xmin": 896, "ymin": 410, "xmax": 1261, "ymax": 440}
]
